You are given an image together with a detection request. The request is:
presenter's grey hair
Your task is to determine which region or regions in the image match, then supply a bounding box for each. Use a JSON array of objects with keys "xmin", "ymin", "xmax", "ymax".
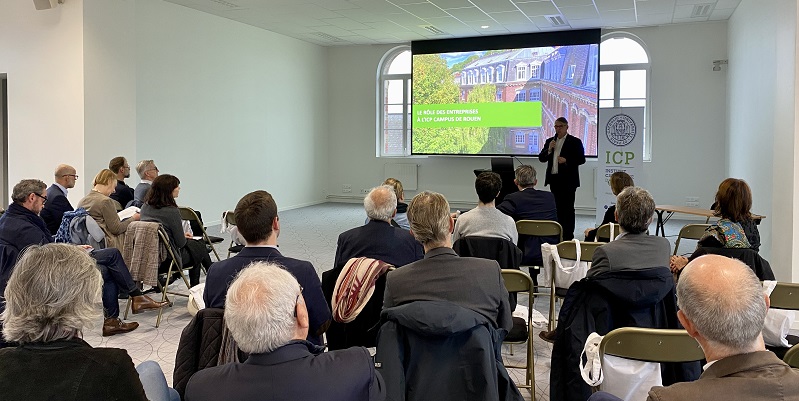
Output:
[
  {"xmin": 364, "ymin": 185, "xmax": 397, "ymax": 222},
  {"xmin": 10, "ymin": 179, "xmax": 46, "ymax": 204},
  {"xmin": 407, "ymin": 191, "xmax": 450, "ymax": 246},
  {"xmin": 1, "ymin": 244, "xmax": 102, "ymax": 344},
  {"xmin": 677, "ymin": 257, "xmax": 767, "ymax": 349},
  {"xmin": 615, "ymin": 186, "xmax": 655, "ymax": 234},
  {"xmin": 225, "ymin": 261, "xmax": 302, "ymax": 354}
]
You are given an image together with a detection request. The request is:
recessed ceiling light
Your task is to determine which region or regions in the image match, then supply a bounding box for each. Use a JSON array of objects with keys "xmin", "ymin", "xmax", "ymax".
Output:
[{"xmin": 480, "ymin": 25, "xmax": 490, "ymax": 29}]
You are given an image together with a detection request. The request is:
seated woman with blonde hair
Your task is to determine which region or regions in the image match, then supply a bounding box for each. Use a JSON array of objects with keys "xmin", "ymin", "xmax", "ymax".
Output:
[
  {"xmin": 78, "ymin": 169, "xmax": 140, "ymax": 250},
  {"xmin": 0, "ymin": 243, "xmax": 179, "ymax": 401}
]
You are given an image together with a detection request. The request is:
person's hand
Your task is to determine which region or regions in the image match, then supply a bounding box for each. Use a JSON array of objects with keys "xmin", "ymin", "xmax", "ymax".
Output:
[
  {"xmin": 548, "ymin": 140, "xmax": 556, "ymax": 153},
  {"xmin": 132, "ymin": 212, "xmax": 141, "ymax": 221},
  {"xmin": 558, "ymin": 156, "xmax": 567, "ymax": 164},
  {"xmin": 78, "ymin": 245, "xmax": 93, "ymax": 251},
  {"xmin": 669, "ymin": 255, "xmax": 689, "ymax": 273},
  {"xmin": 185, "ymin": 232, "xmax": 194, "ymax": 239}
]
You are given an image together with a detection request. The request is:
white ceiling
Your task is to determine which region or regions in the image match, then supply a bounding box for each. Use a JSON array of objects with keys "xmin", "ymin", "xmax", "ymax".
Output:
[{"xmin": 163, "ymin": 0, "xmax": 741, "ymax": 46}]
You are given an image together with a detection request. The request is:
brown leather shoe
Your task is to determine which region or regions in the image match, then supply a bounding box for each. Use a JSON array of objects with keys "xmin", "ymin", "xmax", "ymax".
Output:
[
  {"xmin": 130, "ymin": 295, "xmax": 169, "ymax": 314},
  {"xmin": 103, "ymin": 318, "xmax": 139, "ymax": 337},
  {"xmin": 538, "ymin": 329, "xmax": 556, "ymax": 344}
]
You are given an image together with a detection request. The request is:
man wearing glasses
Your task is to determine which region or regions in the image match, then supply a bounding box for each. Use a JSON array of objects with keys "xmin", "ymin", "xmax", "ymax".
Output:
[
  {"xmin": 41, "ymin": 164, "xmax": 78, "ymax": 235},
  {"xmin": 108, "ymin": 156, "xmax": 134, "ymax": 209},
  {"xmin": 133, "ymin": 159, "xmax": 159, "ymax": 207},
  {"xmin": 538, "ymin": 117, "xmax": 586, "ymax": 241}
]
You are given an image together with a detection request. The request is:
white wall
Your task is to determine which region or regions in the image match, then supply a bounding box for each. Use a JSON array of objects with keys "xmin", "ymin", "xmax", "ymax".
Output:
[
  {"xmin": 0, "ymin": 0, "xmax": 86, "ymax": 204},
  {"xmin": 728, "ymin": 0, "xmax": 798, "ymax": 280},
  {"xmin": 326, "ymin": 23, "xmax": 728, "ymax": 214}
]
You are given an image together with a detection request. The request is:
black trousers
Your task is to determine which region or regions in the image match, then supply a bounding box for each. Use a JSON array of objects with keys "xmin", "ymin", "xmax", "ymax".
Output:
[{"xmin": 550, "ymin": 182, "xmax": 577, "ymax": 241}]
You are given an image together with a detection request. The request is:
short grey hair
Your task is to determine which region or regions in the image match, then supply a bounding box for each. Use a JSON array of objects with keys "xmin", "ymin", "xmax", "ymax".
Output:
[
  {"xmin": 364, "ymin": 185, "xmax": 397, "ymax": 222},
  {"xmin": 1, "ymin": 244, "xmax": 102, "ymax": 344},
  {"xmin": 514, "ymin": 165, "xmax": 536, "ymax": 188},
  {"xmin": 10, "ymin": 179, "xmax": 46, "ymax": 204},
  {"xmin": 615, "ymin": 186, "xmax": 655, "ymax": 234},
  {"xmin": 677, "ymin": 256, "xmax": 767, "ymax": 350},
  {"xmin": 225, "ymin": 261, "xmax": 301, "ymax": 354},
  {"xmin": 136, "ymin": 160, "xmax": 155, "ymax": 179},
  {"xmin": 407, "ymin": 191, "xmax": 450, "ymax": 245}
]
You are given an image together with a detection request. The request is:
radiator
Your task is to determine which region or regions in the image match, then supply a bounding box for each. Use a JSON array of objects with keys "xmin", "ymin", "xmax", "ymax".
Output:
[{"xmin": 384, "ymin": 163, "xmax": 418, "ymax": 190}]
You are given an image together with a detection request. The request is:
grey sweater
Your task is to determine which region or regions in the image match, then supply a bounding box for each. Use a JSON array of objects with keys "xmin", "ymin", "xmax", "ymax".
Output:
[{"xmin": 140, "ymin": 204, "xmax": 187, "ymax": 251}]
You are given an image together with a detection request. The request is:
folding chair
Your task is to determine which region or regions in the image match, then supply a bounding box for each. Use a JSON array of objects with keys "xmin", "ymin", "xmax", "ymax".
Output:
[
  {"xmin": 549, "ymin": 241, "xmax": 603, "ymax": 330},
  {"xmin": 501, "ymin": 269, "xmax": 535, "ymax": 399},
  {"xmin": 769, "ymin": 282, "xmax": 799, "ymax": 310},
  {"xmin": 784, "ymin": 343, "xmax": 799, "ymax": 369},
  {"xmin": 673, "ymin": 224, "xmax": 710, "ymax": 255},
  {"xmin": 179, "ymin": 206, "xmax": 221, "ymax": 262},
  {"xmin": 223, "ymin": 210, "xmax": 244, "ymax": 258},
  {"xmin": 124, "ymin": 227, "xmax": 195, "ymax": 327},
  {"xmin": 595, "ymin": 328, "xmax": 704, "ymax": 392},
  {"xmin": 594, "ymin": 223, "xmax": 619, "ymax": 242}
]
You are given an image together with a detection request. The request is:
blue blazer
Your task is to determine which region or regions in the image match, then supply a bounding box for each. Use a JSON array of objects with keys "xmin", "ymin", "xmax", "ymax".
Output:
[
  {"xmin": 497, "ymin": 188, "xmax": 559, "ymax": 266},
  {"xmin": 203, "ymin": 246, "xmax": 331, "ymax": 346},
  {"xmin": 333, "ymin": 219, "xmax": 423, "ymax": 270},
  {"xmin": 40, "ymin": 184, "xmax": 74, "ymax": 235}
]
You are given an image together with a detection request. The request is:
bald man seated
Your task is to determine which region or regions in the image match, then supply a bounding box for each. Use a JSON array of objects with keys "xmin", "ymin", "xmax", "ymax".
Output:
[
  {"xmin": 590, "ymin": 254, "xmax": 799, "ymax": 401},
  {"xmin": 40, "ymin": 164, "xmax": 79, "ymax": 235}
]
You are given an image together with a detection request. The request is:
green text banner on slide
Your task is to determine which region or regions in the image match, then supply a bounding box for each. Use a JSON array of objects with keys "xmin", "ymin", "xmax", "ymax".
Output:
[
  {"xmin": 412, "ymin": 103, "xmax": 542, "ymax": 128},
  {"xmin": 596, "ymin": 107, "xmax": 645, "ymax": 226}
]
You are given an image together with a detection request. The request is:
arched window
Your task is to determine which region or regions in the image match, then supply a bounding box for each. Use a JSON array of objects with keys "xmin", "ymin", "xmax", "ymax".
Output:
[
  {"xmin": 600, "ymin": 33, "xmax": 652, "ymax": 160},
  {"xmin": 377, "ymin": 47, "xmax": 411, "ymax": 156}
]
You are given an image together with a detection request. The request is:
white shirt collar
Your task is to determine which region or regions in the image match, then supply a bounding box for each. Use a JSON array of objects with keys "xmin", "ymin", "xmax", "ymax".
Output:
[
  {"xmin": 140, "ymin": 180, "xmax": 153, "ymax": 185},
  {"xmin": 54, "ymin": 183, "xmax": 68, "ymax": 196}
]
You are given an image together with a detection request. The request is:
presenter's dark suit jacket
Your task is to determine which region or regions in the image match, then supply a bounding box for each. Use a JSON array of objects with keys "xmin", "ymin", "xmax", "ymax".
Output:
[
  {"xmin": 647, "ymin": 351, "xmax": 799, "ymax": 401},
  {"xmin": 538, "ymin": 134, "xmax": 586, "ymax": 189},
  {"xmin": 323, "ymin": 219, "xmax": 423, "ymax": 349},
  {"xmin": 203, "ymin": 246, "xmax": 331, "ymax": 346},
  {"xmin": 184, "ymin": 341, "xmax": 385, "ymax": 401},
  {"xmin": 383, "ymin": 247, "xmax": 513, "ymax": 332},
  {"xmin": 40, "ymin": 184, "xmax": 73, "ymax": 235},
  {"xmin": 497, "ymin": 188, "xmax": 558, "ymax": 266}
]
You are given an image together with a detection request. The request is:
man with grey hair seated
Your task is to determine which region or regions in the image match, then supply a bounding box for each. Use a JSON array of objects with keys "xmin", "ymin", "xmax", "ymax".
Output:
[
  {"xmin": 585, "ymin": 186, "xmax": 670, "ymax": 277},
  {"xmin": 133, "ymin": 159, "xmax": 159, "ymax": 205},
  {"xmin": 324, "ymin": 185, "xmax": 423, "ymax": 349},
  {"xmin": 590, "ymin": 255, "xmax": 799, "ymax": 401},
  {"xmin": 384, "ymin": 191, "xmax": 512, "ymax": 331},
  {"xmin": 185, "ymin": 262, "xmax": 385, "ymax": 401}
]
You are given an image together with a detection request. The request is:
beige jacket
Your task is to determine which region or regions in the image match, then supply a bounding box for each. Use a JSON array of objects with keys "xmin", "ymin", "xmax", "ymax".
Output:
[{"xmin": 77, "ymin": 190, "xmax": 131, "ymax": 250}]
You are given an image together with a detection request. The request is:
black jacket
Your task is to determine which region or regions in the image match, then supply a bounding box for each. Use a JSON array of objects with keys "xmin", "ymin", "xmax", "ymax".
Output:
[
  {"xmin": 538, "ymin": 134, "xmax": 586, "ymax": 189},
  {"xmin": 173, "ymin": 308, "xmax": 228, "ymax": 399},
  {"xmin": 0, "ymin": 203, "xmax": 53, "ymax": 310},
  {"xmin": 40, "ymin": 184, "xmax": 73, "ymax": 235},
  {"xmin": 550, "ymin": 267, "xmax": 701, "ymax": 401},
  {"xmin": 687, "ymin": 247, "xmax": 774, "ymax": 280},
  {"xmin": 375, "ymin": 301, "xmax": 523, "ymax": 401}
]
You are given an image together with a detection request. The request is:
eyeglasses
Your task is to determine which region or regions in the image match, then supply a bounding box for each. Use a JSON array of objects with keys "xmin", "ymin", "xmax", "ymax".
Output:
[
  {"xmin": 293, "ymin": 286, "xmax": 304, "ymax": 317},
  {"xmin": 33, "ymin": 193, "xmax": 48, "ymax": 204},
  {"xmin": 554, "ymin": 125, "xmax": 566, "ymax": 128},
  {"xmin": 61, "ymin": 174, "xmax": 79, "ymax": 179}
]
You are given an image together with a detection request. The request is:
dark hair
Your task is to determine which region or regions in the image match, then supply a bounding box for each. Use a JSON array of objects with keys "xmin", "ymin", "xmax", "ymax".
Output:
[
  {"xmin": 235, "ymin": 191, "xmax": 278, "ymax": 243},
  {"xmin": 609, "ymin": 171, "xmax": 634, "ymax": 195},
  {"xmin": 555, "ymin": 117, "xmax": 568, "ymax": 125},
  {"xmin": 144, "ymin": 174, "xmax": 180, "ymax": 209},
  {"xmin": 108, "ymin": 156, "xmax": 126, "ymax": 174},
  {"xmin": 475, "ymin": 172, "xmax": 502, "ymax": 203},
  {"xmin": 714, "ymin": 178, "xmax": 753, "ymax": 222}
]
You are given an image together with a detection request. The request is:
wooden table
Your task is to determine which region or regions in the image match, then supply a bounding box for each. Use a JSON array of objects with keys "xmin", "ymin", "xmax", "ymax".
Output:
[{"xmin": 654, "ymin": 205, "xmax": 765, "ymax": 236}]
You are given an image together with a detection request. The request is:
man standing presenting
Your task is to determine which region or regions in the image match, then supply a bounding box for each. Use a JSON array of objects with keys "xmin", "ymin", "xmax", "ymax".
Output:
[
  {"xmin": 40, "ymin": 164, "xmax": 78, "ymax": 234},
  {"xmin": 538, "ymin": 117, "xmax": 585, "ymax": 240}
]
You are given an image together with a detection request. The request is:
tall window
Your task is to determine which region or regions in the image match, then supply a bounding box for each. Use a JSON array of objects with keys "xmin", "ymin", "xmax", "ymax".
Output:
[
  {"xmin": 600, "ymin": 33, "xmax": 652, "ymax": 160},
  {"xmin": 378, "ymin": 47, "xmax": 411, "ymax": 156}
]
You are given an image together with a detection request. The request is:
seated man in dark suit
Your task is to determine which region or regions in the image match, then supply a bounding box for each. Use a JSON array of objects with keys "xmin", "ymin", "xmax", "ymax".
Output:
[
  {"xmin": 186, "ymin": 262, "xmax": 384, "ymax": 401},
  {"xmin": 324, "ymin": 185, "xmax": 423, "ymax": 349},
  {"xmin": 590, "ymin": 255, "xmax": 799, "ymax": 401},
  {"xmin": 40, "ymin": 164, "xmax": 78, "ymax": 235},
  {"xmin": 586, "ymin": 186, "xmax": 670, "ymax": 277},
  {"xmin": 384, "ymin": 191, "xmax": 512, "ymax": 332},
  {"xmin": 203, "ymin": 190, "xmax": 331, "ymax": 346}
]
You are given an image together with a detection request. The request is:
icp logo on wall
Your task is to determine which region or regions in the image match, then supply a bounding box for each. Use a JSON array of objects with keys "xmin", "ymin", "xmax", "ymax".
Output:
[{"xmin": 605, "ymin": 114, "xmax": 637, "ymax": 147}]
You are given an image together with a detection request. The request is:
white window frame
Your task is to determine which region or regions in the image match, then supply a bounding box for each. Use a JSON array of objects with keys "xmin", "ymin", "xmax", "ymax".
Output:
[
  {"xmin": 377, "ymin": 46, "xmax": 412, "ymax": 157},
  {"xmin": 600, "ymin": 32, "xmax": 653, "ymax": 161}
]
